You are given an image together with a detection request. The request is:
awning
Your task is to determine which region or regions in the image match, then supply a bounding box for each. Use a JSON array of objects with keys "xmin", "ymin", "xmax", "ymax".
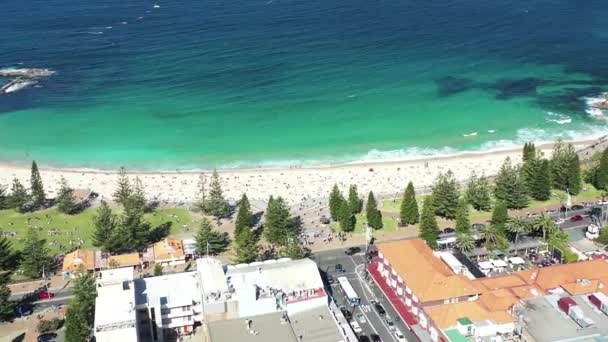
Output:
[
  {"xmin": 478, "ymin": 261, "xmax": 494, "ymax": 270},
  {"xmin": 508, "ymin": 257, "xmax": 525, "ymax": 265},
  {"xmin": 491, "ymin": 259, "xmax": 508, "ymax": 268}
]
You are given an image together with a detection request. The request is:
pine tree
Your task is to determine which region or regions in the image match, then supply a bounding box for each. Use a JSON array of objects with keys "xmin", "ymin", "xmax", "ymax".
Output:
[
  {"xmin": 521, "ymin": 146, "xmax": 538, "ymax": 195},
  {"xmin": 113, "ymin": 167, "xmax": 132, "ymax": 206},
  {"xmin": 91, "ymin": 201, "xmax": 115, "ymax": 250},
  {"xmin": 281, "ymin": 235, "xmax": 306, "ymax": 260},
  {"xmin": 128, "ymin": 177, "xmax": 146, "ymax": 212},
  {"xmin": 338, "ymin": 198, "xmax": 355, "ymax": 232},
  {"xmin": 567, "ymin": 154, "xmax": 582, "ymax": 195},
  {"xmin": 596, "ymin": 148, "xmax": 608, "ymax": 190},
  {"xmin": 206, "ymin": 170, "xmax": 229, "ymax": 220},
  {"xmin": 465, "ymin": 173, "xmax": 492, "ymax": 211},
  {"xmin": 0, "ymin": 272, "xmax": 14, "ymax": 322},
  {"xmin": 21, "ymin": 226, "xmax": 51, "ymax": 278},
  {"xmin": 348, "ymin": 185, "xmax": 361, "ymax": 214},
  {"xmin": 0, "ymin": 184, "xmax": 7, "ymax": 210},
  {"xmin": 56, "ymin": 177, "xmax": 77, "ymax": 214},
  {"xmin": 328, "ymin": 184, "xmax": 342, "ymax": 222},
  {"xmin": 419, "ymin": 197, "xmax": 440, "ymax": 249},
  {"xmin": 400, "ymin": 182, "xmax": 419, "ymax": 225},
  {"xmin": 0, "ymin": 236, "xmax": 18, "ymax": 270},
  {"xmin": 195, "ymin": 218, "xmax": 230, "ymax": 255},
  {"xmin": 153, "ymin": 263, "xmax": 163, "ymax": 276},
  {"xmin": 530, "ymin": 159, "xmax": 551, "ymax": 201},
  {"xmin": 111, "ymin": 205, "xmax": 151, "ymax": 253},
  {"xmin": 491, "ymin": 201, "xmax": 509, "ymax": 234},
  {"xmin": 30, "ymin": 161, "xmax": 45, "ymax": 209},
  {"xmin": 235, "ymin": 193, "xmax": 253, "ymax": 239},
  {"xmin": 366, "ymin": 192, "xmax": 382, "ymax": 229},
  {"xmin": 522, "ymin": 142, "xmax": 536, "ymax": 163},
  {"xmin": 431, "ymin": 171, "xmax": 460, "ymax": 219},
  {"xmin": 195, "ymin": 173, "xmax": 207, "ymax": 212},
  {"xmin": 264, "ymin": 196, "xmax": 295, "ymax": 246},
  {"xmin": 9, "ymin": 178, "xmax": 30, "ymax": 212},
  {"xmin": 455, "ymin": 198, "xmax": 471, "ymax": 234},
  {"xmin": 65, "ymin": 271, "xmax": 97, "ymax": 342},
  {"xmin": 494, "ymin": 157, "xmax": 528, "ymax": 209},
  {"xmin": 234, "ymin": 227, "xmax": 260, "ymax": 263}
]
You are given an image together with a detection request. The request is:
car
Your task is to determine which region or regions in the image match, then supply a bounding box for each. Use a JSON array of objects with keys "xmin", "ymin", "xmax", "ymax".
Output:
[
  {"xmin": 37, "ymin": 333, "xmax": 58, "ymax": 342},
  {"xmin": 570, "ymin": 215, "xmax": 584, "ymax": 222},
  {"xmin": 385, "ymin": 319, "xmax": 396, "ymax": 332},
  {"xmin": 555, "ymin": 218, "xmax": 565, "ymax": 225},
  {"xmin": 374, "ymin": 303, "xmax": 386, "ymax": 316},
  {"xmin": 370, "ymin": 334, "xmax": 382, "ymax": 342},
  {"xmin": 345, "ymin": 247, "xmax": 361, "ymax": 256},
  {"xmin": 355, "ymin": 312, "xmax": 366, "ymax": 324},
  {"xmin": 350, "ymin": 320, "xmax": 363, "ymax": 334},
  {"xmin": 572, "ymin": 204, "xmax": 585, "ymax": 210},
  {"xmin": 340, "ymin": 306, "xmax": 352, "ymax": 321},
  {"xmin": 38, "ymin": 291, "xmax": 55, "ymax": 300},
  {"xmin": 335, "ymin": 264, "xmax": 345, "ymax": 273},
  {"xmin": 394, "ymin": 329, "xmax": 406, "ymax": 342},
  {"xmin": 358, "ymin": 336, "xmax": 371, "ymax": 342},
  {"xmin": 320, "ymin": 215, "xmax": 331, "ymax": 224}
]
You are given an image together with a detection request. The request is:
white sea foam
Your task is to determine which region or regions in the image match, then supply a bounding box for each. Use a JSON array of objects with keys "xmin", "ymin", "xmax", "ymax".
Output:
[
  {"xmin": 4, "ymin": 80, "xmax": 37, "ymax": 93},
  {"xmin": 488, "ymin": 130, "xmax": 496, "ymax": 133},
  {"xmin": 583, "ymin": 93, "xmax": 607, "ymax": 117},
  {"xmin": 463, "ymin": 132, "xmax": 478, "ymax": 137},
  {"xmin": 545, "ymin": 111, "xmax": 572, "ymax": 125}
]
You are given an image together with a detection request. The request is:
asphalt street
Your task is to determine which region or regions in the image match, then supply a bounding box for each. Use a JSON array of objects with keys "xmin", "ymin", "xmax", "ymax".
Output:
[{"xmin": 313, "ymin": 247, "xmax": 417, "ymax": 342}]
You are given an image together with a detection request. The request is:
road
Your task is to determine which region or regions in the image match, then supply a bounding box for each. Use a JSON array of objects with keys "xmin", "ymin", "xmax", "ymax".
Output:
[{"xmin": 313, "ymin": 247, "xmax": 417, "ymax": 342}]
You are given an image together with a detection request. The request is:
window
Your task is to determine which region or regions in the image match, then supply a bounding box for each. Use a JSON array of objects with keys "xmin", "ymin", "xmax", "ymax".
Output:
[{"xmin": 182, "ymin": 306, "xmax": 191, "ymax": 312}]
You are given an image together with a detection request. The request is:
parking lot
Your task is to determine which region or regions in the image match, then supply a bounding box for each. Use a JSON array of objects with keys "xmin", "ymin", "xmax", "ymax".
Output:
[{"xmin": 312, "ymin": 246, "xmax": 417, "ymax": 342}]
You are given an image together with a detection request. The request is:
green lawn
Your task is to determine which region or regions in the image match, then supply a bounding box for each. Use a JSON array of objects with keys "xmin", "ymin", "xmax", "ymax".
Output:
[
  {"xmin": 381, "ymin": 183, "xmax": 605, "ymax": 222},
  {"xmin": 332, "ymin": 212, "xmax": 402, "ymax": 234},
  {"xmin": 0, "ymin": 207, "xmax": 194, "ymax": 254}
]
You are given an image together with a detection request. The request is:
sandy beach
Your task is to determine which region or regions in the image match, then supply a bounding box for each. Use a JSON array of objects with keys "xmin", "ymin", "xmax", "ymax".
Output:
[{"xmin": 0, "ymin": 140, "xmax": 603, "ymax": 208}]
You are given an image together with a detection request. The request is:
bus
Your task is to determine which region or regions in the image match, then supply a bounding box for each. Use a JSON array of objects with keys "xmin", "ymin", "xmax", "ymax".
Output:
[{"xmin": 337, "ymin": 276, "xmax": 360, "ymax": 305}]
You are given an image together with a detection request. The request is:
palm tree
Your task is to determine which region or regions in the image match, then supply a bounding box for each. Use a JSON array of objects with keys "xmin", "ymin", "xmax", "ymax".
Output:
[
  {"xmin": 533, "ymin": 213, "xmax": 557, "ymax": 241},
  {"xmin": 455, "ymin": 232, "xmax": 476, "ymax": 253},
  {"xmin": 479, "ymin": 224, "xmax": 500, "ymax": 247},
  {"xmin": 505, "ymin": 217, "xmax": 530, "ymax": 247},
  {"xmin": 547, "ymin": 230, "xmax": 569, "ymax": 250}
]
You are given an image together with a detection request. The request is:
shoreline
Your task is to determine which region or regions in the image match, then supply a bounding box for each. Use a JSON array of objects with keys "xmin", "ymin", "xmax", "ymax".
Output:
[{"xmin": 0, "ymin": 138, "xmax": 604, "ymax": 206}]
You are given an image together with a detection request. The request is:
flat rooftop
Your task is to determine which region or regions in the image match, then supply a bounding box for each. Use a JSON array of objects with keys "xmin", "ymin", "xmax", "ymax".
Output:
[
  {"xmin": 207, "ymin": 312, "xmax": 298, "ymax": 342},
  {"xmin": 521, "ymin": 295, "xmax": 608, "ymax": 342},
  {"xmin": 290, "ymin": 306, "xmax": 344, "ymax": 342}
]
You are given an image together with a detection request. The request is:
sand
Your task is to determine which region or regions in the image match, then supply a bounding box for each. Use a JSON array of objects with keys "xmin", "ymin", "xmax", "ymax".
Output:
[{"xmin": 0, "ymin": 140, "xmax": 601, "ymax": 208}]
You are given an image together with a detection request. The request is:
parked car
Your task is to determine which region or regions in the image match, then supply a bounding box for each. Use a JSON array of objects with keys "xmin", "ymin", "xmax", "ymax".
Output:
[
  {"xmin": 38, "ymin": 291, "xmax": 55, "ymax": 300},
  {"xmin": 356, "ymin": 313, "xmax": 367, "ymax": 324},
  {"xmin": 37, "ymin": 333, "xmax": 58, "ymax": 342},
  {"xmin": 570, "ymin": 215, "xmax": 584, "ymax": 222},
  {"xmin": 572, "ymin": 204, "xmax": 585, "ymax": 210},
  {"xmin": 350, "ymin": 320, "xmax": 363, "ymax": 334},
  {"xmin": 358, "ymin": 335, "xmax": 371, "ymax": 342},
  {"xmin": 555, "ymin": 218, "xmax": 565, "ymax": 225},
  {"xmin": 335, "ymin": 264, "xmax": 345, "ymax": 273},
  {"xmin": 340, "ymin": 306, "xmax": 352, "ymax": 321},
  {"xmin": 345, "ymin": 247, "xmax": 361, "ymax": 256},
  {"xmin": 385, "ymin": 319, "xmax": 396, "ymax": 332},
  {"xmin": 370, "ymin": 334, "xmax": 382, "ymax": 342},
  {"xmin": 320, "ymin": 215, "xmax": 331, "ymax": 224},
  {"xmin": 374, "ymin": 303, "xmax": 386, "ymax": 316},
  {"xmin": 394, "ymin": 329, "xmax": 406, "ymax": 342}
]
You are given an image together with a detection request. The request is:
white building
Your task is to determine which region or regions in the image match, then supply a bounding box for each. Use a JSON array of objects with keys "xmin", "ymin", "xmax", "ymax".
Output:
[{"xmin": 94, "ymin": 268, "xmax": 138, "ymax": 342}]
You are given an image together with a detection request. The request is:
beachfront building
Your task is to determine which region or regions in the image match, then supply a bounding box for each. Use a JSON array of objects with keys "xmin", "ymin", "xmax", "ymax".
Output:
[
  {"xmin": 146, "ymin": 238, "xmax": 186, "ymax": 266},
  {"xmin": 62, "ymin": 249, "xmax": 97, "ymax": 276},
  {"xmin": 370, "ymin": 239, "xmax": 608, "ymax": 342},
  {"xmin": 94, "ymin": 267, "xmax": 138, "ymax": 342},
  {"xmin": 94, "ymin": 257, "xmax": 345, "ymax": 342}
]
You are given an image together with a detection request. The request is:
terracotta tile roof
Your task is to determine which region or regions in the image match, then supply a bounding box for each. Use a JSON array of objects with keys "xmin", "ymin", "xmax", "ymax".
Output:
[
  {"xmin": 377, "ymin": 239, "xmax": 480, "ymax": 303},
  {"xmin": 62, "ymin": 249, "xmax": 96, "ymax": 273},
  {"xmin": 531, "ymin": 260, "xmax": 608, "ymax": 291},
  {"xmin": 474, "ymin": 274, "xmax": 526, "ymax": 291},
  {"xmin": 108, "ymin": 253, "xmax": 141, "ymax": 267},
  {"xmin": 561, "ymin": 279, "xmax": 600, "ymax": 295},
  {"xmin": 425, "ymin": 301, "xmax": 515, "ymax": 329},
  {"xmin": 152, "ymin": 238, "xmax": 185, "ymax": 262},
  {"xmin": 509, "ymin": 284, "xmax": 543, "ymax": 299},
  {"xmin": 478, "ymin": 288, "xmax": 519, "ymax": 311}
]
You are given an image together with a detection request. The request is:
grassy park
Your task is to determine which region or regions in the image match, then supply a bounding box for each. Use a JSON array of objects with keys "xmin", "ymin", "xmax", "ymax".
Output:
[{"xmin": 0, "ymin": 207, "xmax": 195, "ymax": 254}]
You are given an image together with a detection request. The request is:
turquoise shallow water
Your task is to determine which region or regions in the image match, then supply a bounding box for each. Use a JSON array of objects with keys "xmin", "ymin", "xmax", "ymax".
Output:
[{"xmin": 1, "ymin": 0, "xmax": 608, "ymax": 169}]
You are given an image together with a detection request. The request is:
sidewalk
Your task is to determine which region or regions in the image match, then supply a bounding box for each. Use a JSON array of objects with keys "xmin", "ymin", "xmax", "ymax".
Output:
[
  {"xmin": 9, "ymin": 275, "xmax": 72, "ymax": 295},
  {"xmin": 0, "ymin": 306, "xmax": 66, "ymax": 342}
]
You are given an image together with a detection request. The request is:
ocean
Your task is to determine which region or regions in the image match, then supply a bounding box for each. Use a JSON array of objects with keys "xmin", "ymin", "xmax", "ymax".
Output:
[{"xmin": 1, "ymin": 0, "xmax": 607, "ymax": 169}]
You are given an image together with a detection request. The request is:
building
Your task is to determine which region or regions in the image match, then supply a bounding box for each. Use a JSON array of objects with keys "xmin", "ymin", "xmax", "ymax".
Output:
[
  {"xmin": 62, "ymin": 249, "xmax": 97, "ymax": 276},
  {"xmin": 94, "ymin": 268, "xmax": 138, "ymax": 342},
  {"xmin": 372, "ymin": 239, "xmax": 516, "ymax": 342},
  {"xmin": 148, "ymin": 238, "xmax": 186, "ymax": 266},
  {"xmin": 93, "ymin": 257, "xmax": 345, "ymax": 342},
  {"xmin": 373, "ymin": 239, "xmax": 608, "ymax": 342}
]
